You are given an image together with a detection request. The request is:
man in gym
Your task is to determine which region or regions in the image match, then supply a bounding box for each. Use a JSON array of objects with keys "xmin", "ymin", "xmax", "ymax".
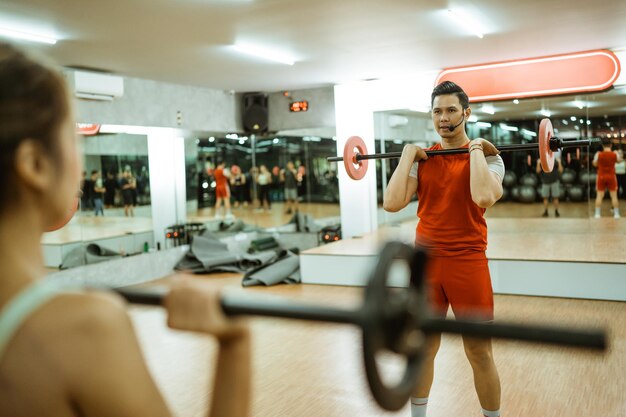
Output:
[
  {"xmin": 536, "ymin": 156, "xmax": 564, "ymax": 217},
  {"xmin": 593, "ymin": 137, "xmax": 623, "ymax": 218},
  {"xmin": 384, "ymin": 81, "xmax": 504, "ymax": 417}
]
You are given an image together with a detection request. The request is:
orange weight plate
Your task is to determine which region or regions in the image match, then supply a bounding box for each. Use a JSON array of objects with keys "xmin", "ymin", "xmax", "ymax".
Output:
[{"xmin": 343, "ymin": 136, "xmax": 369, "ymax": 180}]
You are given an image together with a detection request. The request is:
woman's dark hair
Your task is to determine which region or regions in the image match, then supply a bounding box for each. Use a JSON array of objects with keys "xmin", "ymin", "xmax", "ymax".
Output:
[
  {"xmin": 0, "ymin": 43, "xmax": 69, "ymax": 211},
  {"xmin": 431, "ymin": 81, "xmax": 470, "ymax": 109}
]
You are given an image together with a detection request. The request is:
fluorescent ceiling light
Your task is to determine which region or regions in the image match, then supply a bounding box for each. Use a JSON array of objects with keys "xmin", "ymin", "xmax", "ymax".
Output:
[
  {"xmin": 570, "ymin": 116, "xmax": 577, "ymax": 121},
  {"xmin": 499, "ymin": 123, "xmax": 519, "ymax": 132},
  {"xmin": 521, "ymin": 128, "xmax": 537, "ymax": 137},
  {"xmin": 586, "ymin": 120, "xmax": 591, "ymax": 125},
  {"xmin": 0, "ymin": 27, "xmax": 57, "ymax": 45},
  {"xmin": 476, "ymin": 122, "xmax": 492, "ymax": 128},
  {"xmin": 233, "ymin": 43, "xmax": 295, "ymax": 65},
  {"xmin": 447, "ymin": 9, "xmax": 484, "ymax": 39},
  {"xmin": 574, "ymin": 100, "xmax": 585, "ymax": 109},
  {"xmin": 225, "ymin": 133, "xmax": 239, "ymax": 139},
  {"xmin": 513, "ymin": 99, "xmax": 520, "ymax": 104},
  {"xmin": 273, "ymin": 138, "xmax": 280, "ymax": 143},
  {"xmin": 561, "ymin": 119, "xmax": 569, "ymax": 125},
  {"xmin": 209, "ymin": 136, "xmax": 215, "ymax": 142},
  {"xmin": 540, "ymin": 109, "xmax": 551, "ymax": 117},
  {"xmin": 468, "ymin": 115, "xmax": 478, "ymax": 122}
]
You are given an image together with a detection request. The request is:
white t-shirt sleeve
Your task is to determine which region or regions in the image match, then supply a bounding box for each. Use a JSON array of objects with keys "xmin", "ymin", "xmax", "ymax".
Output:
[
  {"xmin": 409, "ymin": 162, "xmax": 419, "ymax": 179},
  {"xmin": 486, "ymin": 155, "xmax": 505, "ymax": 183}
]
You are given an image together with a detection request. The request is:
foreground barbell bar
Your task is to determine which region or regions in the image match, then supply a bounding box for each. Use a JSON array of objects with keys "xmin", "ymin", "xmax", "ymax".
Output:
[
  {"xmin": 114, "ymin": 242, "xmax": 607, "ymax": 411},
  {"xmin": 328, "ymin": 118, "xmax": 601, "ymax": 180}
]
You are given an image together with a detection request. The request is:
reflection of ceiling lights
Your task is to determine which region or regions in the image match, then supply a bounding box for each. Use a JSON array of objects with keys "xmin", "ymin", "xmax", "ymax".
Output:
[
  {"xmin": 273, "ymin": 138, "xmax": 280, "ymax": 144},
  {"xmin": 513, "ymin": 99, "xmax": 520, "ymax": 104},
  {"xmin": 225, "ymin": 133, "xmax": 238, "ymax": 139},
  {"xmin": 499, "ymin": 123, "xmax": 519, "ymax": 132},
  {"xmin": 481, "ymin": 104, "xmax": 495, "ymax": 115},
  {"xmin": 574, "ymin": 125, "xmax": 580, "ymax": 130},
  {"xmin": 540, "ymin": 109, "xmax": 551, "ymax": 117},
  {"xmin": 0, "ymin": 27, "xmax": 57, "ymax": 44},
  {"xmin": 561, "ymin": 119, "xmax": 569, "ymax": 125},
  {"xmin": 447, "ymin": 9, "xmax": 485, "ymax": 38},
  {"xmin": 468, "ymin": 115, "xmax": 478, "ymax": 122},
  {"xmin": 209, "ymin": 137, "xmax": 215, "ymax": 142},
  {"xmin": 332, "ymin": 136, "xmax": 337, "ymax": 141},
  {"xmin": 476, "ymin": 122, "xmax": 492, "ymax": 128},
  {"xmin": 521, "ymin": 128, "xmax": 537, "ymax": 137},
  {"xmin": 579, "ymin": 119, "xmax": 584, "ymax": 124},
  {"xmin": 574, "ymin": 101, "xmax": 585, "ymax": 109},
  {"xmin": 570, "ymin": 116, "xmax": 577, "ymax": 121},
  {"xmin": 586, "ymin": 120, "xmax": 591, "ymax": 125}
]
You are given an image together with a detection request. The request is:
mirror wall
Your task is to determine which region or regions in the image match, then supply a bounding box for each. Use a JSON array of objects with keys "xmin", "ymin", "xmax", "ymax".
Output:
[{"xmin": 374, "ymin": 87, "xmax": 626, "ymax": 221}]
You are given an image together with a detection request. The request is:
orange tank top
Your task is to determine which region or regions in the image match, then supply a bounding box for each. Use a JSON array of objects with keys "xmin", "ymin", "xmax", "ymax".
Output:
[
  {"xmin": 416, "ymin": 143, "xmax": 488, "ymax": 257},
  {"xmin": 214, "ymin": 168, "xmax": 227, "ymax": 188},
  {"xmin": 597, "ymin": 151, "xmax": 617, "ymax": 176}
]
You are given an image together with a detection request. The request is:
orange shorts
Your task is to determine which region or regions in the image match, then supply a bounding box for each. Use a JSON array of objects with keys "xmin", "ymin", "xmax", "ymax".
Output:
[
  {"xmin": 596, "ymin": 175, "xmax": 617, "ymax": 192},
  {"xmin": 215, "ymin": 185, "xmax": 230, "ymax": 199},
  {"xmin": 424, "ymin": 252, "xmax": 494, "ymax": 321}
]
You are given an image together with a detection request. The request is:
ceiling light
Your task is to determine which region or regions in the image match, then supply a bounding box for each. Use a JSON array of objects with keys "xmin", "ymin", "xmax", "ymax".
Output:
[
  {"xmin": 239, "ymin": 139, "xmax": 245, "ymax": 144},
  {"xmin": 233, "ymin": 43, "xmax": 295, "ymax": 65},
  {"xmin": 225, "ymin": 133, "xmax": 239, "ymax": 139},
  {"xmin": 447, "ymin": 9, "xmax": 484, "ymax": 38},
  {"xmin": 521, "ymin": 128, "xmax": 537, "ymax": 137},
  {"xmin": 570, "ymin": 116, "xmax": 577, "ymax": 121},
  {"xmin": 540, "ymin": 109, "xmax": 551, "ymax": 118},
  {"xmin": 574, "ymin": 125, "xmax": 580, "ymax": 130},
  {"xmin": 499, "ymin": 123, "xmax": 519, "ymax": 132},
  {"xmin": 0, "ymin": 27, "xmax": 57, "ymax": 45},
  {"xmin": 574, "ymin": 101, "xmax": 585, "ymax": 109},
  {"xmin": 273, "ymin": 138, "xmax": 280, "ymax": 144},
  {"xmin": 476, "ymin": 122, "xmax": 492, "ymax": 128},
  {"xmin": 579, "ymin": 119, "xmax": 584, "ymax": 124},
  {"xmin": 561, "ymin": 119, "xmax": 569, "ymax": 125},
  {"xmin": 513, "ymin": 99, "xmax": 520, "ymax": 104},
  {"xmin": 468, "ymin": 115, "xmax": 478, "ymax": 122},
  {"xmin": 209, "ymin": 137, "xmax": 215, "ymax": 142},
  {"xmin": 586, "ymin": 120, "xmax": 591, "ymax": 125}
]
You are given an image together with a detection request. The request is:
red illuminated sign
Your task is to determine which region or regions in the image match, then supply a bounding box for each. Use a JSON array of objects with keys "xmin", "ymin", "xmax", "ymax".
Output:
[
  {"xmin": 76, "ymin": 123, "xmax": 100, "ymax": 135},
  {"xmin": 290, "ymin": 101, "xmax": 309, "ymax": 112},
  {"xmin": 435, "ymin": 50, "xmax": 621, "ymax": 102}
]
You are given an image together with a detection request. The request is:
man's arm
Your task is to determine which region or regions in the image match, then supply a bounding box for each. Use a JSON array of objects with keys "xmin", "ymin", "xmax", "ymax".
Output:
[
  {"xmin": 592, "ymin": 152, "xmax": 599, "ymax": 167},
  {"xmin": 383, "ymin": 145, "xmax": 426, "ymax": 212},
  {"xmin": 536, "ymin": 159, "xmax": 542, "ymax": 174},
  {"xmin": 558, "ymin": 159, "xmax": 564, "ymax": 174},
  {"xmin": 469, "ymin": 139, "xmax": 503, "ymax": 208}
]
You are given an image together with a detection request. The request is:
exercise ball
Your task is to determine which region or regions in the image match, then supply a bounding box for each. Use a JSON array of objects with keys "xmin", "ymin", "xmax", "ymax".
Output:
[
  {"xmin": 520, "ymin": 173, "xmax": 538, "ymax": 187},
  {"xmin": 558, "ymin": 185, "xmax": 567, "ymax": 200},
  {"xmin": 518, "ymin": 185, "xmax": 536, "ymax": 203},
  {"xmin": 561, "ymin": 168, "xmax": 576, "ymax": 184},
  {"xmin": 511, "ymin": 186, "xmax": 520, "ymax": 202},
  {"xmin": 567, "ymin": 184, "xmax": 585, "ymax": 202},
  {"xmin": 503, "ymin": 171, "xmax": 517, "ymax": 188}
]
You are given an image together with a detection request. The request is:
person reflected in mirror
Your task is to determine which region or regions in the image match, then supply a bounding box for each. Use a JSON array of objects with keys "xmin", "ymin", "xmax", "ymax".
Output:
[
  {"xmin": 92, "ymin": 170, "xmax": 106, "ymax": 216},
  {"xmin": 214, "ymin": 160, "xmax": 233, "ymax": 219},
  {"xmin": 230, "ymin": 165, "xmax": 247, "ymax": 209},
  {"xmin": 615, "ymin": 146, "xmax": 626, "ymax": 200},
  {"xmin": 120, "ymin": 169, "xmax": 136, "ymax": 217},
  {"xmin": 593, "ymin": 138, "xmax": 623, "ymax": 218},
  {"xmin": 256, "ymin": 165, "xmax": 272, "ymax": 213},
  {"xmin": 280, "ymin": 161, "xmax": 299, "ymax": 215},
  {"xmin": 536, "ymin": 156, "xmax": 563, "ymax": 217}
]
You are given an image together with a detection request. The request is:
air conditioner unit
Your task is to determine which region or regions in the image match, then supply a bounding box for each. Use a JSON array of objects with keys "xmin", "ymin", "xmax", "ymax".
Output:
[{"xmin": 73, "ymin": 71, "xmax": 124, "ymax": 101}]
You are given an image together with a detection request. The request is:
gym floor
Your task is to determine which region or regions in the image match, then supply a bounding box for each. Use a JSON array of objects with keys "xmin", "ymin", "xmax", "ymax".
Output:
[{"xmin": 129, "ymin": 273, "xmax": 626, "ymax": 417}]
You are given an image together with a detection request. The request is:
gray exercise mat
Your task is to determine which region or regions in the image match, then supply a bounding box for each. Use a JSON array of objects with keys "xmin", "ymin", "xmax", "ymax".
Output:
[
  {"xmin": 60, "ymin": 243, "xmax": 122, "ymax": 270},
  {"xmin": 242, "ymin": 250, "xmax": 301, "ymax": 287}
]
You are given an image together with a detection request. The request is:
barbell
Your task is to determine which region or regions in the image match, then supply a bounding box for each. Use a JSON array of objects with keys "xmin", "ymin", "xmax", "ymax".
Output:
[
  {"xmin": 114, "ymin": 241, "xmax": 607, "ymax": 411},
  {"xmin": 328, "ymin": 118, "xmax": 600, "ymax": 180}
]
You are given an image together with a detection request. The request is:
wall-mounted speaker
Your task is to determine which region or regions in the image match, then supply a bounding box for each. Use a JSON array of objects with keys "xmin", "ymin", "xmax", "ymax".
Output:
[{"xmin": 242, "ymin": 93, "xmax": 268, "ymax": 133}]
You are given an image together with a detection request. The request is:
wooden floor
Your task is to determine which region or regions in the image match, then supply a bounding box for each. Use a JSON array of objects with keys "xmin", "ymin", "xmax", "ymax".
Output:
[{"xmin": 128, "ymin": 273, "xmax": 626, "ymax": 417}]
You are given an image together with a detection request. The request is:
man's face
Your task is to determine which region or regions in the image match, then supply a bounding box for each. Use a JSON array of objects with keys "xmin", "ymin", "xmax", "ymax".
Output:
[{"xmin": 431, "ymin": 94, "xmax": 468, "ymax": 138}]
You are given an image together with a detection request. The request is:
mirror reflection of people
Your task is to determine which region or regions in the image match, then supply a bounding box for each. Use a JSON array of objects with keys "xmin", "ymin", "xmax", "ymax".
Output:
[
  {"xmin": 256, "ymin": 165, "xmax": 272, "ymax": 212},
  {"xmin": 120, "ymin": 169, "xmax": 136, "ymax": 217},
  {"xmin": 536, "ymin": 157, "xmax": 563, "ymax": 217},
  {"xmin": 92, "ymin": 170, "xmax": 106, "ymax": 216},
  {"xmin": 0, "ymin": 42, "xmax": 251, "ymax": 417},
  {"xmin": 593, "ymin": 138, "xmax": 623, "ymax": 218},
  {"xmin": 615, "ymin": 149, "xmax": 626, "ymax": 200},
  {"xmin": 230, "ymin": 165, "xmax": 247, "ymax": 209},
  {"xmin": 104, "ymin": 172, "xmax": 117, "ymax": 208},
  {"xmin": 280, "ymin": 161, "xmax": 299, "ymax": 214},
  {"xmin": 213, "ymin": 160, "xmax": 233, "ymax": 219}
]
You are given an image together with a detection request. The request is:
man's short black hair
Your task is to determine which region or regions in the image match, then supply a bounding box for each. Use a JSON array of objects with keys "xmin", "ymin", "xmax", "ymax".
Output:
[
  {"xmin": 431, "ymin": 81, "xmax": 470, "ymax": 109},
  {"xmin": 601, "ymin": 137, "xmax": 612, "ymax": 147}
]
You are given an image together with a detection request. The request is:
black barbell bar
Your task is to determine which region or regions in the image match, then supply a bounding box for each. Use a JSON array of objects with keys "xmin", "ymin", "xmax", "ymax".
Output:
[
  {"xmin": 113, "ymin": 242, "xmax": 607, "ymax": 411},
  {"xmin": 327, "ymin": 137, "xmax": 599, "ymax": 163}
]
